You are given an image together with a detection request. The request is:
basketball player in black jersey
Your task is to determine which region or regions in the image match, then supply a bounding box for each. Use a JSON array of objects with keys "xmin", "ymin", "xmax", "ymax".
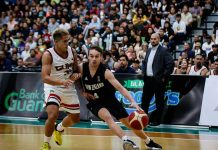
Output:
[{"xmin": 78, "ymin": 46, "xmax": 162, "ymax": 150}]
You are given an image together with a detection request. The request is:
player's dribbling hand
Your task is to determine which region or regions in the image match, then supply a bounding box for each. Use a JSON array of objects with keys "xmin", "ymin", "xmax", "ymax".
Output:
[
  {"xmin": 62, "ymin": 79, "xmax": 74, "ymax": 88},
  {"xmin": 70, "ymin": 73, "xmax": 81, "ymax": 81},
  {"xmin": 82, "ymin": 92, "xmax": 95, "ymax": 100},
  {"xmin": 130, "ymin": 102, "xmax": 143, "ymax": 111}
]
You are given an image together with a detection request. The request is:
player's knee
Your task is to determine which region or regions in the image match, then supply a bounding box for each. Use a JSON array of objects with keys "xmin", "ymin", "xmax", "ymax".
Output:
[{"xmin": 47, "ymin": 112, "xmax": 58, "ymax": 122}]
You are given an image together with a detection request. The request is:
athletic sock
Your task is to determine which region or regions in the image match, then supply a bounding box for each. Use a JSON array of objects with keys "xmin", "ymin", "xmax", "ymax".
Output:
[
  {"xmin": 145, "ymin": 137, "xmax": 151, "ymax": 144},
  {"xmin": 57, "ymin": 122, "xmax": 65, "ymax": 131},
  {"xmin": 44, "ymin": 135, "xmax": 51, "ymax": 144}
]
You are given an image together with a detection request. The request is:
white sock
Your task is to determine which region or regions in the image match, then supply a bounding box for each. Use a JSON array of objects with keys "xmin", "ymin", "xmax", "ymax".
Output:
[
  {"xmin": 122, "ymin": 135, "xmax": 129, "ymax": 141},
  {"xmin": 145, "ymin": 137, "xmax": 151, "ymax": 144},
  {"xmin": 57, "ymin": 122, "xmax": 65, "ymax": 131},
  {"xmin": 44, "ymin": 135, "xmax": 51, "ymax": 144}
]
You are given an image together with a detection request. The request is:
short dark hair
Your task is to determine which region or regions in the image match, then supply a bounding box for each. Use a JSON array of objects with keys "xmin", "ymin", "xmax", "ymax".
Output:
[
  {"xmin": 119, "ymin": 54, "xmax": 129, "ymax": 61},
  {"xmin": 176, "ymin": 14, "xmax": 181, "ymax": 18},
  {"xmin": 89, "ymin": 45, "xmax": 103, "ymax": 55}
]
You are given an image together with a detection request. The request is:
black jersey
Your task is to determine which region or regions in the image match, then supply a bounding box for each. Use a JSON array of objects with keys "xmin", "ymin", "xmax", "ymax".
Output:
[{"xmin": 82, "ymin": 62, "xmax": 116, "ymax": 101}]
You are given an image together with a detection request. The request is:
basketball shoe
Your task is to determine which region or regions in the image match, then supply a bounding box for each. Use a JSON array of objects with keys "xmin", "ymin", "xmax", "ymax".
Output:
[
  {"xmin": 123, "ymin": 139, "xmax": 139, "ymax": 150},
  {"xmin": 145, "ymin": 139, "xmax": 162, "ymax": 149},
  {"xmin": 40, "ymin": 142, "xmax": 51, "ymax": 150},
  {"xmin": 54, "ymin": 124, "xmax": 64, "ymax": 145}
]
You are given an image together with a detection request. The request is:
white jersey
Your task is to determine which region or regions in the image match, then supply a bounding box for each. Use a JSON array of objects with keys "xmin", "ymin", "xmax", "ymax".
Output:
[
  {"xmin": 188, "ymin": 65, "xmax": 207, "ymax": 75},
  {"xmin": 44, "ymin": 46, "xmax": 80, "ymax": 113}
]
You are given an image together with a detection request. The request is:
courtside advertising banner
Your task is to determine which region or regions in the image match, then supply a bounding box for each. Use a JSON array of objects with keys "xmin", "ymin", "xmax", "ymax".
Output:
[
  {"xmin": 199, "ymin": 76, "xmax": 218, "ymax": 126},
  {"xmin": 0, "ymin": 73, "xmax": 44, "ymax": 118},
  {"xmin": 0, "ymin": 73, "xmax": 206, "ymax": 126},
  {"xmin": 114, "ymin": 74, "xmax": 205, "ymax": 125}
]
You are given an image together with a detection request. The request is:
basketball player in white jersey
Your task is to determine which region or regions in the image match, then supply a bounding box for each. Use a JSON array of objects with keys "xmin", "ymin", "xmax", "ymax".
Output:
[
  {"xmin": 187, "ymin": 54, "xmax": 208, "ymax": 76},
  {"xmin": 40, "ymin": 28, "xmax": 81, "ymax": 150}
]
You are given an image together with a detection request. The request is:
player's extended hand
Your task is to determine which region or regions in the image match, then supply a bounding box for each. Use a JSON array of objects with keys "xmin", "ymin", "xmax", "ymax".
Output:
[
  {"xmin": 62, "ymin": 79, "xmax": 74, "ymax": 88},
  {"xmin": 70, "ymin": 73, "xmax": 81, "ymax": 81},
  {"xmin": 130, "ymin": 102, "xmax": 143, "ymax": 111},
  {"xmin": 82, "ymin": 92, "xmax": 95, "ymax": 100}
]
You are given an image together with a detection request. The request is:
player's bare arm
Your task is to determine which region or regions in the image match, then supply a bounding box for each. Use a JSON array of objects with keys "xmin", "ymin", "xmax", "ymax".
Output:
[
  {"xmin": 75, "ymin": 63, "xmax": 95, "ymax": 100},
  {"xmin": 105, "ymin": 69, "xmax": 141, "ymax": 110},
  {"xmin": 41, "ymin": 51, "xmax": 73, "ymax": 87}
]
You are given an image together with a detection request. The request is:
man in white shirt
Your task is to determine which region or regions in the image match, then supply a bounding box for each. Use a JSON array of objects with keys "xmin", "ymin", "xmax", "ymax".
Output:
[
  {"xmin": 172, "ymin": 14, "xmax": 186, "ymax": 44},
  {"xmin": 202, "ymin": 36, "xmax": 215, "ymax": 56},
  {"xmin": 59, "ymin": 18, "xmax": 70, "ymax": 30}
]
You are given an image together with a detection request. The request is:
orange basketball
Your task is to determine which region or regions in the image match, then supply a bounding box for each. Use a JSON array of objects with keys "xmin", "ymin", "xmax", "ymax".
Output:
[{"xmin": 128, "ymin": 110, "xmax": 149, "ymax": 130}]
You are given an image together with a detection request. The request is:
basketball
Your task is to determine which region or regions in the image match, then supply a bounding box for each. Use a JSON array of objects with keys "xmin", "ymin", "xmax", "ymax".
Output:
[{"xmin": 128, "ymin": 110, "xmax": 149, "ymax": 130}]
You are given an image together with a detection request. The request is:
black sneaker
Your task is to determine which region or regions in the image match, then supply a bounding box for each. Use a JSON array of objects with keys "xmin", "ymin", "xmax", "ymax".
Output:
[
  {"xmin": 123, "ymin": 139, "xmax": 139, "ymax": 150},
  {"xmin": 146, "ymin": 139, "xmax": 162, "ymax": 149}
]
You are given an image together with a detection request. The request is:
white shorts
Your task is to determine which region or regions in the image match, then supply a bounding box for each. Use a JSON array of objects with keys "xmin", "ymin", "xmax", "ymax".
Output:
[{"xmin": 44, "ymin": 88, "xmax": 80, "ymax": 114}]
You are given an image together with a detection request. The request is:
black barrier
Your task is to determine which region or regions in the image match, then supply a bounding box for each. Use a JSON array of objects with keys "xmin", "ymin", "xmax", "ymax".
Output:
[{"xmin": 0, "ymin": 73, "xmax": 205, "ymax": 125}]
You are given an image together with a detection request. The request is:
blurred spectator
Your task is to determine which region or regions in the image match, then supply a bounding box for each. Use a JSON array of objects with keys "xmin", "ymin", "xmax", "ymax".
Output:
[
  {"xmin": 24, "ymin": 49, "xmax": 39, "ymax": 67},
  {"xmin": 208, "ymin": 44, "xmax": 218, "ymax": 68},
  {"xmin": 202, "ymin": 35, "xmax": 214, "ymax": 56},
  {"xmin": 180, "ymin": 42, "xmax": 195, "ymax": 60},
  {"xmin": 173, "ymin": 13, "xmax": 186, "ymax": 44},
  {"xmin": 212, "ymin": 21, "xmax": 218, "ymax": 44},
  {"xmin": 68, "ymin": 21, "xmax": 83, "ymax": 38},
  {"xmin": 103, "ymin": 51, "xmax": 115, "ymax": 70},
  {"xmin": 7, "ymin": 15, "xmax": 18, "ymax": 31},
  {"xmin": 193, "ymin": 42, "xmax": 206, "ymax": 58},
  {"xmin": 168, "ymin": 7, "xmax": 177, "ymax": 25},
  {"xmin": 59, "ymin": 17, "xmax": 70, "ymax": 30},
  {"xmin": 12, "ymin": 58, "xmax": 26, "ymax": 72},
  {"xmin": 190, "ymin": 0, "xmax": 203, "ymax": 27},
  {"xmin": 48, "ymin": 17, "xmax": 59, "ymax": 34},
  {"xmin": 132, "ymin": 7, "xmax": 148, "ymax": 30},
  {"xmin": 187, "ymin": 54, "xmax": 208, "ymax": 76},
  {"xmin": 115, "ymin": 54, "xmax": 136, "ymax": 74},
  {"xmin": 21, "ymin": 44, "xmax": 30, "ymax": 61},
  {"xmin": 181, "ymin": 5, "xmax": 192, "ymax": 35},
  {"xmin": 0, "ymin": 50, "xmax": 12, "ymax": 71},
  {"xmin": 131, "ymin": 59, "xmax": 142, "ymax": 74},
  {"xmin": 207, "ymin": 59, "xmax": 218, "ymax": 75},
  {"xmin": 174, "ymin": 59, "xmax": 188, "ymax": 74}
]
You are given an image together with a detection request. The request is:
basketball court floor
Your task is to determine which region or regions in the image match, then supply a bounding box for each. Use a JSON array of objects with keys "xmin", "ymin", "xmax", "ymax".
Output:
[{"xmin": 1, "ymin": 116, "xmax": 218, "ymax": 150}]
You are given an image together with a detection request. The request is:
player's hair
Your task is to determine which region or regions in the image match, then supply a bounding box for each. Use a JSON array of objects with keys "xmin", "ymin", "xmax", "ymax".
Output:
[
  {"xmin": 52, "ymin": 28, "xmax": 69, "ymax": 41},
  {"xmin": 89, "ymin": 45, "xmax": 103, "ymax": 55}
]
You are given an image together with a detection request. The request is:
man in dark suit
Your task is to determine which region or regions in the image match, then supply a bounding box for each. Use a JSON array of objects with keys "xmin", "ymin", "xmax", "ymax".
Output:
[{"xmin": 141, "ymin": 33, "xmax": 174, "ymax": 126}]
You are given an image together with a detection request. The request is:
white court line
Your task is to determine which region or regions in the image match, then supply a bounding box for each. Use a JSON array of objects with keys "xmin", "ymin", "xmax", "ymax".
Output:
[
  {"xmin": 1, "ymin": 123, "xmax": 218, "ymax": 137},
  {"xmin": 1, "ymin": 134, "xmax": 218, "ymax": 143}
]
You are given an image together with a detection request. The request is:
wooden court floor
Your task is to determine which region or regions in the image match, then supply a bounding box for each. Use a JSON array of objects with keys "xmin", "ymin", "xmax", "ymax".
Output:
[{"xmin": 1, "ymin": 119, "xmax": 218, "ymax": 150}]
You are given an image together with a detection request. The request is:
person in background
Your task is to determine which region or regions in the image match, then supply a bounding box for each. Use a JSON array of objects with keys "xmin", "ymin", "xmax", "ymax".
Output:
[
  {"xmin": 208, "ymin": 58, "xmax": 218, "ymax": 75},
  {"xmin": 141, "ymin": 33, "xmax": 174, "ymax": 126},
  {"xmin": 187, "ymin": 54, "xmax": 208, "ymax": 76},
  {"xmin": 115, "ymin": 54, "xmax": 136, "ymax": 74}
]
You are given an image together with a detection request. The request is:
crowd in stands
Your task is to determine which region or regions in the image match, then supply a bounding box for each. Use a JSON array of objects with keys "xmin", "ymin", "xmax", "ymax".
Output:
[{"xmin": 0, "ymin": 0, "xmax": 218, "ymax": 76}]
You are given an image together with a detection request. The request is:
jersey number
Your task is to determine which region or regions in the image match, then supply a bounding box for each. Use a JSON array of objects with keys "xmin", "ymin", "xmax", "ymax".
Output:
[{"xmin": 94, "ymin": 93, "xmax": 99, "ymax": 99}]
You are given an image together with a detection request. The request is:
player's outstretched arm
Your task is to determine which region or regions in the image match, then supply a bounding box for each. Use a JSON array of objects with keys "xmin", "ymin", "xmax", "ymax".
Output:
[{"xmin": 105, "ymin": 69, "xmax": 142, "ymax": 110}]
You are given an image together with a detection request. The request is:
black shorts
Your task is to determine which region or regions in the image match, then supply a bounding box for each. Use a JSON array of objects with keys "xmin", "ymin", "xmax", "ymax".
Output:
[{"xmin": 87, "ymin": 99, "xmax": 128, "ymax": 120}]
